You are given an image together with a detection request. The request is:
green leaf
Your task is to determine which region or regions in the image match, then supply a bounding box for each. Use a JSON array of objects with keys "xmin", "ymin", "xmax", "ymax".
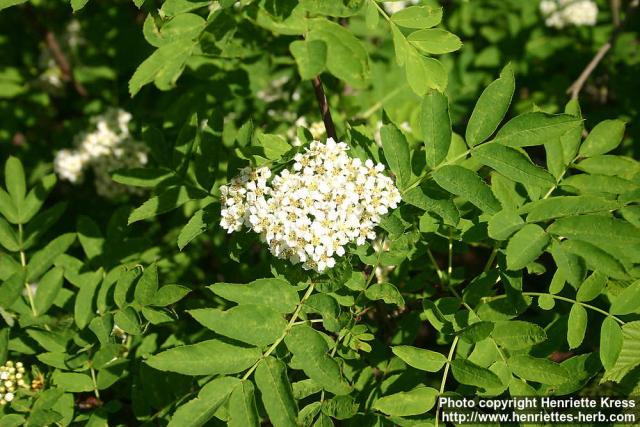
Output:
[
  {"xmin": 177, "ymin": 207, "xmax": 211, "ymax": 250},
  {"xmin": 574, "ymin": 155, "xmax": 640, "ymax": 179},
  {"xmin": 228, "ymin": 381, "xmax": 259, "ymax": 427},
  {"xmin": 525, "ymin": 196, "xmax": 620, "ymax": 222},
  {"xmin": 392, "ymin": 346, "xmax": 447, "ymax": 372},
  {"xmin": 487, "ymin": 209, "xmax": 524, "ymax": 240},
  {"xmin": 74, "ymin": 270, "xmax": 102, "ymax": 329},
  {"xmin": 550, "ymin": 241, "xmax": 586, "ymax": 287},
  {"xmin": 255, "ymin": 357, "xmax": 298, "ymax": 427},
  {"xmin": 0, "ymin": 187, "xmax": 18, "ymax": 224},
  {"xmin": 34, "ymin": 267, "xmax": 64, "ymax": 316},
  {"xmin": 492, "ymin": 113, "xmax": 582, "ymax": 147},
  {"xmin": 114, "ymin": 306, "xmax": 141, "ymax": 335},
  {"xmin": 111, "ymin": 168, "xmax": 172, "ymax": 187},
  {"xmin": 491, "ymin": 320, "xmax": 547, "ymax": 350},
  {"xmin": 5, "ymin": 156, "xmax": 26, "ymax": 209},
  {"xmin": 284, "ymin": 326, "xmax": 351, "ymax": 395},
  {"xmin": 420, "ymin": 90, "xmax": 451, "ymax": 168},
  {"xmin": 610, "ymin": 280, "xmax": 640, "ymax": 315},
  {"xmin": 450, "ymin": 359, "xmax": 504, "ymax": 389},
  {"xmin": 0, "ymin": 217, "xmax": 19, "ymax": 252},
  {"xmin": 128, "ymin": 186, "xmax": 205, "ymax": 224},
  {"xmin": 576, "ymin": 271, "xmax": 607, "ymax": 302},
  {"xmin": 134, "ymin": 263, "xmax": 158, "ymax": 306},
  {"xmin": 168, "ymin": 377, "xmax": 240, "ymax": 427},
  {"xmin": 473, "ymin": 143, "xmax": 554, "ymax": 187},
  {"xmin": 152, "ymin": 284, "xmax": 190, "ymax": 306},
  {"xmin": 290, "ymin": 39, "xmax": 326, "ymax": 80},
  {"xmin": 307, "ymin": 20, "xmax": 369, "ymax": 88},
  {"xmin": 373, "ymin": 386, "xmax": 438, "ymax": 416},
  {"xmin": 27, "ymin": 233, "xmax": 76, "ymax": 282},
  {"xmin": 602, "ymin": 321, "xmax": 640, "ymax": 383},
  {"xmin": 208, "ymin": 278, "xmax": 299, "ymax": 313},
  {"xmin": 380, "ymin": 125, "xmax": 412, "ymax": 190},
  {"xmin": 189, "ymin": 305, "xmax": 286, "ymax": 346},
  {"xmin": 160, "ymin": 0, "xmax": 210, "ymax": 15},
  {"xmin": 600, "ymin": 317, "xmax": 623, "ymax": 371},
  {"xmin": 70, "ymin": 0, "xmax": 89, "ymax": 11},
  {"xmin": 404, "ymin": 52, "xmax": 447, "ymax": 94},
  {"xmin": 458, "ymin": 321, "xmax": 495, "ymax": 343},
  {"xmin": 129, "ymin": 40, "xmax": 196, "ymax": 96},
  {"xmin": 561, "ymin": 239, "xmax": 628, "ymax": 280},
  {"xmin": 22, "ymin": 202, "xmax": 66, "ymax": 250},
  {"xmin": 579, "ymin": 119, "xmax": 626, "ymax": 157},
  {"xmin": 561, "ymin": 174, "xmax": 638, "ymax": 195},
  {"xmin": 115, "ymin": 267, "xmax": 140, "ymax": 308},
  {"xmin": 77, "ymin": 215, "xmax": 104, "ymax": 260},
  {"xmin": 506, "ymin": 224, "xmax": 549, "ymax": 270},
  {"xmin": 20, "ymin": 173, "xmax": 56, "ymax": 224},
  {"xmin": 0, "ymin": 270, "xmax": 25, "ymax": 310},
  {"xmin": 567, "ymin": 304, "xmax": 587, "ymax": 349},
  {"xmin": 507, "ymin": 355, "xmax": 570, "ymax": 385},
  {"xmin": 432, "ymin": 165, "xmax": 501, "ymax": 214},
  {"xmin": 365, "ymin": 1, "xmax": 378, "ymax": 29},
  {"xmin": 466, "ymin": 64, "xmax": 515, "ymax": 147},
  {"xmin": 299, "ymin": 0, "xmax": 365, "ymax": 16},
  {"xmin": 390, "ymin": 5, "xmax": 442, "ymax": 28},
  {"xmin": 548, "ymin": 215, "xmax": 640, "ymax": 263},
  {"xmin": 51, "ymin": 372, "xmax": 94, "ymax": 392},
  {"xmin": 0, "ymin": 0, "xmax": 29, "ymax": 11},
  {"xmin": 0, "ymin": 329, "xmax": 8, "ymax": 364},
  {"xmin": 143, "ymin": 13, "xmax": 205, "ymax": 48},
  {"xmin": 26, "ymin": 329, "xmax": 66, "ymax": 352},
  {"xmin": 407, "ymin": 29, "xmax": 462, "ymax": 54},
  {"xmin": 0, "ymin": 414, "xmax": 25, "ymax": 427},
  {"xmin": 146, "ymin": 339, "xmax": 261, "ymax": 375},
  {"xmin": 403, "ymin": 184, "xmax": 459, "ymax": 226},
  {"xmin": 364, "ymin": 282, "xmax": 405, "ymax": 307}
]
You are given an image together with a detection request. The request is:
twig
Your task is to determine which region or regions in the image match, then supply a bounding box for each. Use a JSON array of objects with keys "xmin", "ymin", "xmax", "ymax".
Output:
[
  {"xmin": 567, "ymin": 0, "xmax": 639, "ymax": 99},
  {"xmin": 25, "ymin": 5, "xmax": 88, "ymax": 97},
  {"xmin": 311, "ymin": 76, "xmax": 337, "ymax": 140},
  {"xmin": 45, "ymin": 31, "xmax": 88, "ymax": 97},
  {"xmin": 611, "ymin": 0, "xmax": 621, "ymax": 25}
]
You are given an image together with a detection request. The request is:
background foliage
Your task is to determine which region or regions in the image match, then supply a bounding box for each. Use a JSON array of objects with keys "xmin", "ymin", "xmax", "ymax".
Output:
[{"xmin": 0, "ymin": 0, "xmax": 639, "ymax": 425}]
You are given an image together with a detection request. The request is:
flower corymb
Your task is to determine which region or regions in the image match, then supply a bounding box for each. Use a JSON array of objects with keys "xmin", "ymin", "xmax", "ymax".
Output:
[{"xmin": 220, "ymin": 138, "xmax": 402, "ymax": 272}]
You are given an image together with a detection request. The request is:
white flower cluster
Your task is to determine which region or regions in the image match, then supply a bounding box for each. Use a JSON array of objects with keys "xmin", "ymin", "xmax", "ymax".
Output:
[
  {"xmin": 0, "ymin": 361, "xmax": 27, "ymax": 405},
  {"xmin": 540, "ymin": 0, "xmax": 598, "ymax": 28},
  {"xmin": 54, "ymin": 108, "xmax": 149, "ymax": 198},
  {"xmin": 220, "ymin": 138, "xmax": 402, "ymax": 272},
  {"xmin": 383, "ymin": 0, "xmax": 420, "ymax": 14}
]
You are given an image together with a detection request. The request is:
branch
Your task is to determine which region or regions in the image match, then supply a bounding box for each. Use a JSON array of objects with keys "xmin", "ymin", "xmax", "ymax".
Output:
[
  {"xmin": 567, "ymin": 0, "xmax": 639, "ymax": 99},
  {"xmin": 45, "ymin": 31, "xmax": 88, "ymax": 97},
  {"xmin": 25, "ymin": 5, "xmax": 88, "ymax": 97},
  {"xmin": 311, "ymin": 76, "xmax": 337, "ymax": 141}
]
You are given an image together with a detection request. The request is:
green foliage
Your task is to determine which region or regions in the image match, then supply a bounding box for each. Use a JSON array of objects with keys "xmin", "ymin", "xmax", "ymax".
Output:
[{"xmin": 1, "ymin": 0, "xmax": 639, "ymax": 425}]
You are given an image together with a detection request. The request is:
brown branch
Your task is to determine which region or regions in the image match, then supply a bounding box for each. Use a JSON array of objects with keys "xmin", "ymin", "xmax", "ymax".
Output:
[
  {"xmin": 611, "ymin": 0, "xmax": 621, "ymax": 25},
  {"xmin": 25, "ymin": 5, "xmax": 88, "ymax": 97},
  {"xmin": 44, "ymin": 31, "xmax": 88, "ymax": 97},
  {"xmin": 567, "ymin": 0, "xmax": 639, "ymax": 99},
  {"xmin": 311, "ymin": 76, "xmax": 337, "ymax": 141}
]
